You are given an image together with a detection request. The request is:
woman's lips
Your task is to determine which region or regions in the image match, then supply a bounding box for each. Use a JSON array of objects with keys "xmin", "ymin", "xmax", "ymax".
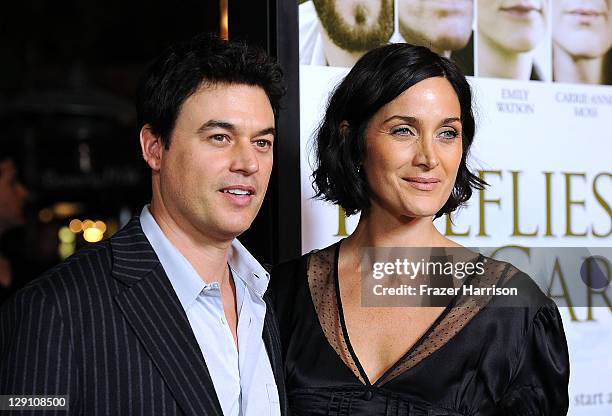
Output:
[{"xmin": 404, "ymin": 177, "xmax": 441, "ymax": 191}]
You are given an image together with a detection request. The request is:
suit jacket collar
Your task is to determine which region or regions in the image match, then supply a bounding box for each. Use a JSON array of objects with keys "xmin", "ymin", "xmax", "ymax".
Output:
[
  {"xmin": 111, "ymin": 217, "xmax": 223, "ymax": 416},
  {"xmin": 109, "ymin": 216, "xmax": 287, "ymax": 415}
]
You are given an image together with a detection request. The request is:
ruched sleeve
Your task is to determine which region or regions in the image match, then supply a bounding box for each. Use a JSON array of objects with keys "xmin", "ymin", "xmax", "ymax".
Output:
[{"xmin": 499, "ymin": 302, "xmax": 570, "ymax": 415}]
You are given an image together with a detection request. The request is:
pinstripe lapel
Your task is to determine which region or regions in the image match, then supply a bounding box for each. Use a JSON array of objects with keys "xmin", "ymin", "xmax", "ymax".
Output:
[
  {"xmin": 111, "ymin": 217, "xmax": 223, "ymax": 416},
  {"xmin": 263, "ymin": 294, "xmax": 288, "ymax": 416}
]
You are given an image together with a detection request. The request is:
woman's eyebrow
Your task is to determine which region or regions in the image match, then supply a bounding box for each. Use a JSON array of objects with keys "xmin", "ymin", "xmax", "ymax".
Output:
[
  {"xmin": 381, "ymin": 115, "xmax": 462, "ymax": 125},
  {"xmin": 441, "ymin": 117, "xmax": 461, "ymax": 125},
  {"xmin": 382, "ymin": 115, "xmax": 419, "ymax": 125}
]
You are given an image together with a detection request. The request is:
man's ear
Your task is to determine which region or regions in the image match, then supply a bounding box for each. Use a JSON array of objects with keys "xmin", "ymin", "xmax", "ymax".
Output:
[{"xmin": 140, "ymin": 125, "xmax": 164, "ymax": 171}]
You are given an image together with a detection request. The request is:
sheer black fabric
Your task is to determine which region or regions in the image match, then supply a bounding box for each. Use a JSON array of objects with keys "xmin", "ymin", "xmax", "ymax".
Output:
[{"xmin": 269, "ymin": 243, "xmax": 569, "ymax": 416}]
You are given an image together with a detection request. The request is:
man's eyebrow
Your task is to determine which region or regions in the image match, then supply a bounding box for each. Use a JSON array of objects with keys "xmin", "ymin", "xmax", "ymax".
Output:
[
  {"xmin": 196, "ymin": 120, "xmax": 275, "ymax": 137},
  {"xmin": 257, "ymin": 127, "xmax": 276, "ymax": 138},
  {"xmin": 196, "ymin": 120, "xmax": 236, "ymax": 134}
]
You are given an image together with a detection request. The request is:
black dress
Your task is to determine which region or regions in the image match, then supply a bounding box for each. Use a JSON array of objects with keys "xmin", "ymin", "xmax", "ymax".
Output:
[{"xmin": 269, "ymin": 242, "xmax": 569, "ymax": 416}]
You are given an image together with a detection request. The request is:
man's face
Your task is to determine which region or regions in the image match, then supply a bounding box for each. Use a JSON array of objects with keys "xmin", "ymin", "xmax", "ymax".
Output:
[
  {"xmin": 398, "ymin": 0, "xmax": 474, "ymax": 54},
  {"xmin": 0, "ymin": 159, "xmax": 28, "ymax": 232},
  {"xmin": 156, "ymin": 83, "xmax": 275, "ymax": 242},
  {"xmin": 314, "ymin": 0, "xmax": 394, "ymax": 52}
]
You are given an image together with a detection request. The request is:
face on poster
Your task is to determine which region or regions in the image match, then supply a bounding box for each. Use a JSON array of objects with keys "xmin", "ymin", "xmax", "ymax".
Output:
[
  {"xmin": 477, "ymin": 0, "xmax": 551, "ymax": 80},
  {"xmin": 300, "ymin": 0, "xmax": 475, "ymax": 74},
  {"xmin": 552, "ymin": 0, "xmax": 612, "ymax": 85}
]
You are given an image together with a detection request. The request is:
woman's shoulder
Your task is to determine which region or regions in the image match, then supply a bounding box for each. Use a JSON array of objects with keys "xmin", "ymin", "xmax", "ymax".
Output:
[
  {"xmin": 268, "ymin": 242, "xmax": 338, "ymax": 297},
  {"xmin": 483, "ymin": 256, "xmax": 552, "ymax": 306},
  {"xmin": 470, "ymin": 254, "xmax": 558, "ymax": 314}
]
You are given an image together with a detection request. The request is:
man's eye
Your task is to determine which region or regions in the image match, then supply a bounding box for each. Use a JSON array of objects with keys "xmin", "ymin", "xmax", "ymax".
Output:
[
  {"xmin": 255, "ymin": 139, "xmax": 272, "ymax": 148},
  {"xmin": 210, "ymin": 134, "xmax": 229, "ymax": 143}
]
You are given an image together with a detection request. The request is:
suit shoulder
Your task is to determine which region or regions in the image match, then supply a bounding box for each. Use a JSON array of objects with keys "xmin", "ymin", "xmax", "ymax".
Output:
[{"xmin": 14, "ymin": 240, "xmax": 114, "ymax": 304}]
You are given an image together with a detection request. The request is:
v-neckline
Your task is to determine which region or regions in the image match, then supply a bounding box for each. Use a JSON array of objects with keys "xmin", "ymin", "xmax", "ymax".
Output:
[{"xmin": 332, "ymin": 240, "xmax": 464, "ymax": 387}]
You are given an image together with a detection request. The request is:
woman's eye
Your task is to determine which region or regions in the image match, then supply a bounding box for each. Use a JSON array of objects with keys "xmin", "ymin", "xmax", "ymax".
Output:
[
  {"xmin": 391, "ymin": 126, "xmax": 414, "ymax": 136},
  {"xmin": 439, "ymin": 130, "xmax": 458, "ymax": 140}
]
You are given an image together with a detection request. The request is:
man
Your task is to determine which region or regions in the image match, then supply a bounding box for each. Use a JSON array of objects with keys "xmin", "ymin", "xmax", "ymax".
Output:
[
  {"xmin": 0, "ymin": 147, "xmax": 28, "ymax": 304},
  {"xmin": 0, "ymin": 34, "xmax": 286, "ymax": 415}
]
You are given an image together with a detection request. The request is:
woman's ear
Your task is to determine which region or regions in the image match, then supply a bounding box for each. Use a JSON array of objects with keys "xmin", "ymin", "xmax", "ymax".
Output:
[{"xmin": 339, "ymin": 120, "xmax": 350, "ymax": 138}]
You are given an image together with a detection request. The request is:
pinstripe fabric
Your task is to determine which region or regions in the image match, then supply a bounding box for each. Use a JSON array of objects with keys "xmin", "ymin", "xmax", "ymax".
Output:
[{"xmin": 0, "ymin": 217, "xmax": 288, "ymax": 416}]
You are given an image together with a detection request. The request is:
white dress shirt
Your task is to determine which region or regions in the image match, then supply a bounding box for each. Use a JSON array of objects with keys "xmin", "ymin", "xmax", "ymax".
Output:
[{"xmin": 140, "ymin": 206, "xmax": 280, "ymax": 416}]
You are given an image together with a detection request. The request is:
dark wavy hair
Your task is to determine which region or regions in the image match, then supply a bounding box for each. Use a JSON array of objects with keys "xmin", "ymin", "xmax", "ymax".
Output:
[
  {"xmin": 312, "ymin": 43, "xmax": 485, "ymax": 218},
  {"xmin": 137, "ymin": 33, "xmax": 284, "ymax": 148}
]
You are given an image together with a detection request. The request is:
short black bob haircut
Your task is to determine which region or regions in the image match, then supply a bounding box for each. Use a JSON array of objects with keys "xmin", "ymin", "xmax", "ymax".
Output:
[
  {"xmin": 137, "ymin": 33, "xmax": 284, "ymax": 148},
  {"xmin": 312, "ymin": 43, "xmax": 485, "ymax": 219}
]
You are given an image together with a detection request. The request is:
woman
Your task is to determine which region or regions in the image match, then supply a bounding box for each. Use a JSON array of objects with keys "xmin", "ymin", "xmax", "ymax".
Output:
[
  {"xmin": 553, "ymin": 0, "xmax": 612, "ymax": 84},
  {"xmin": 269, "ymin": 43, "xmax": 569, "ymax": 415},
  {"xmin": 477, "ymin": 0, "xmax": 548, "ymax": 80}
]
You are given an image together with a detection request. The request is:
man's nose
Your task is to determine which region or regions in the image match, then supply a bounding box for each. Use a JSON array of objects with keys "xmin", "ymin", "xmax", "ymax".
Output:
[{"xmin": 229, "ymin": 140, "xmax": 259, "ymax": 175}]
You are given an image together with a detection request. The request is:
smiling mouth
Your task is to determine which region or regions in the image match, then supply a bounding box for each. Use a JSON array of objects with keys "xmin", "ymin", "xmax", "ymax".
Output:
[
  {"xmin": 404, "ymin": 177, "xmax": 441, "ymax": 191},
  {"xmin": 219, "ymin": 184, "xmax": 256, "ymax": 196},
  {"xmin": 221, "ymin": 189, "xmax": 253, "ymax": 196}
]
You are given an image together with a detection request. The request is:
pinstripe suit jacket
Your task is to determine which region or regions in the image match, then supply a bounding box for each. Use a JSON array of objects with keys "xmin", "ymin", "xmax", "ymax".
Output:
[{"xmin": 0, "ymin": 217, "xmax": 287, "ymax": 415}]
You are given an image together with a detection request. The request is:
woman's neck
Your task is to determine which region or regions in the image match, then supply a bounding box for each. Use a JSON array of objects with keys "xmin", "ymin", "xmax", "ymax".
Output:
[
  {"xmin": 553, "ymin": 45, "xmax": 604, "ymax": 84},
  {"xmin": 345, "ymin": 206, "xmax": 455, "ymax": 250},
  {"xmin": 478, "ymin": 33, "xmax": 534, "ymax": 80}
]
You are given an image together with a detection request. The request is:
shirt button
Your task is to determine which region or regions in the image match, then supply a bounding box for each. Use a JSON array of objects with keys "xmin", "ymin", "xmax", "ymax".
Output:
[{"xmin": 363, "ymin": 390, "xmax": 373, "ymax": 401}]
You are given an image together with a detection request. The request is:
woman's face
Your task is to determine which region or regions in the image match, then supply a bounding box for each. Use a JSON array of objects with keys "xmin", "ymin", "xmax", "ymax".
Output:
[
  {"xmin": 479, "ymin": 0, "xmax": 548, "ymax": 53},
  {"xmin": 553, "ymin": 0, "xmax": 612, "ymax": 58},
  {"xmin": 362, "ymin": 77, "xmax": 463, "ymax": 219}
]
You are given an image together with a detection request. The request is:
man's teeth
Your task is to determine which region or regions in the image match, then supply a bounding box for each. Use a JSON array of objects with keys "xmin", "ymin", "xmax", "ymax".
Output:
[{"xmin": 223, "ymin": 189, "xmax": 250, "ymax": 195}]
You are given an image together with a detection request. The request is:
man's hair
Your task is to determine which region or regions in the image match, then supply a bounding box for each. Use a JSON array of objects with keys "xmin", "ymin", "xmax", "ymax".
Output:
[
  {"xmin": 312, "ymin": 43, "xmax": 486, "ymax": 218},
  {"xmin": 137, "ymin": 33, "xmax": 284, "ymax": 148}
]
